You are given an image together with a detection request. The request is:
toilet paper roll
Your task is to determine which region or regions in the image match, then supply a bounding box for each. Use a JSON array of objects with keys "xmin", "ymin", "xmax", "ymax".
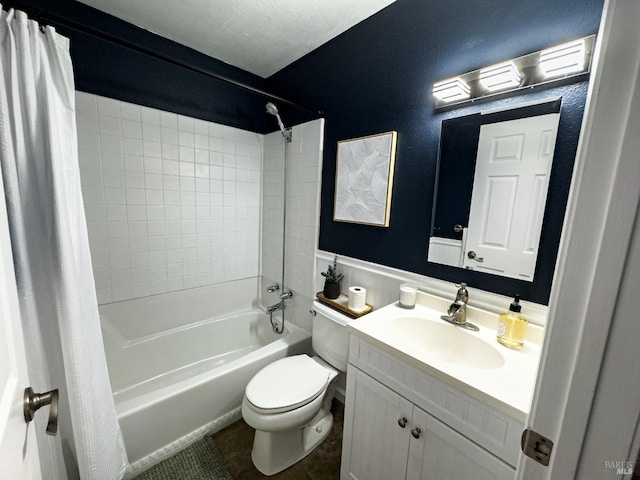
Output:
[{"xmin": 348, "ymin": 286, "xmax": 367, "ymax": 311}]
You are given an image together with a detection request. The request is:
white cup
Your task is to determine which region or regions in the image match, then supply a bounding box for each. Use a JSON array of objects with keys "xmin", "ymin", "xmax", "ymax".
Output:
[{"xmin": 399, "ymin": 283, "xmax": 418, "ymax": 309}]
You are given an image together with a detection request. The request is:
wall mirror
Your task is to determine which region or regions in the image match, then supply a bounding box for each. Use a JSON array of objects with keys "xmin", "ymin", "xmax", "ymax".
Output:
[{"xmin": 428, "ymin": 99, "xmax": 562, "ymax": 282}]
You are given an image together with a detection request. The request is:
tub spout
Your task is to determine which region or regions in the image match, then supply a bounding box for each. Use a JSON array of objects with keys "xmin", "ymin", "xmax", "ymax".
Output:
[
  {"xmin": 267, "ymin": 301, "xmax": 285, "ymax": 334},
  {"xmin": 267, "ymin": 302, "xmax": 283, "ymax": 314}
]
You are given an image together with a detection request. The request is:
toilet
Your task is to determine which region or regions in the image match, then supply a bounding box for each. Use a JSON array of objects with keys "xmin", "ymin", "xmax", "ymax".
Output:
[{"xmin": 241, "ymin": 300, "xmax": 350, "ymax": 475}]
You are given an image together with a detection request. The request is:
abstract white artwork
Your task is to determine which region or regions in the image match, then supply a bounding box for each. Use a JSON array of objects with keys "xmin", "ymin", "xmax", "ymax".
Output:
[{"xmin": 334, "ymin": 131, "xmax": 397, "ymax": 227}]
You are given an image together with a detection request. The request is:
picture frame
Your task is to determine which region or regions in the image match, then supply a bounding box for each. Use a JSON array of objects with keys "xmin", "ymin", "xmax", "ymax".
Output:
[{"xmin": 333, "ymin": 131, "xmax": 398, "ymax": 227}]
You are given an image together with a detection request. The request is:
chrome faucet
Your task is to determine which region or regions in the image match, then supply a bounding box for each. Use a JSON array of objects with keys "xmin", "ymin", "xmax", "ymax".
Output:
[
  {"xmin": 280, "ymin": 290, "xmax": 293, "ymax": 300},
  {"xmin": 267, "ymin": 302, "xmax": 283, "ymax": 314},
  {"xmin": 440, "ymin": 283, "xmax": 479, "ymax": 331},
  {"xmin": 267, "ymin": 290, "xmax": 292, "ymax": 313},
  {"xmin": 266, "ymin": 290, "xmax": 293, "ymax": 334}
]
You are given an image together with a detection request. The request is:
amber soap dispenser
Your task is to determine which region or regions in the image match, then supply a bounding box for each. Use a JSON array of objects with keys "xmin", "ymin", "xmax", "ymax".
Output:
[{"xmin": 497, "ymin": 295, "xmax": 527, "ymax": 349}]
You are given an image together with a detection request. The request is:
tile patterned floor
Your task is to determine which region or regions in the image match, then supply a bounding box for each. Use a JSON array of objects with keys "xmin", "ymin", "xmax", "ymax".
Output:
[{"xmin": 212, "ymin": 400, "xmax": 344, "ymax": 480}]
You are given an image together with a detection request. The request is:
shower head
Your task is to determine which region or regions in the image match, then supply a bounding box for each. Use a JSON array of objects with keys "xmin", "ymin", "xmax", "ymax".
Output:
[
  {"xmin": 265, "ymin": 102, "xmax": 279, "ymax": 116},
  {"xmin": 265, "ymin": 102, "xmax": 289, "ymax": 139}
]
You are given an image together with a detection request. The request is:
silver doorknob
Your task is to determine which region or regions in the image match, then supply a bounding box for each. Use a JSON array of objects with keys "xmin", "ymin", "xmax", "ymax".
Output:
[
  {"xmin": 467, "ymin": 251, "xmax": 484, "ymax": 262},
  {"xmin": 411, "ymin": 427, "xmax": 421, "ymax": 439},
  {"xmin": 24, "ymin": 387, "xmax": 59, "ymax": 436},
  {"xmin": 398, "ymin": 417, "xmax": 407, "ymax": 428}
]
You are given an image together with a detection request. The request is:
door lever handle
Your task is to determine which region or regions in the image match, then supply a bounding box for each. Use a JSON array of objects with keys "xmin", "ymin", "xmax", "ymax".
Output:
[
  {"xmin": 467, "ymin": 251, "xmax": 484, "ymax": 262},
  {"xmin": 24, "ymin": 387, "xmax": 59, "ymax": 436}
]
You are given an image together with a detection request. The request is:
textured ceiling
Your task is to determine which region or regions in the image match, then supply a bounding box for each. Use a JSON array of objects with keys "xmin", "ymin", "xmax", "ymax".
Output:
[{"xmin": 75, "ymin": 0, "xmax": 396, "ymax": 78}]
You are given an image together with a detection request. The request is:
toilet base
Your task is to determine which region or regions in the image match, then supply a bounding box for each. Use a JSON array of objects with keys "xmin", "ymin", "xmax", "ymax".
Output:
[{"xmin": 250, "ymin": 407, "xmax": 334, "ymax": 476}]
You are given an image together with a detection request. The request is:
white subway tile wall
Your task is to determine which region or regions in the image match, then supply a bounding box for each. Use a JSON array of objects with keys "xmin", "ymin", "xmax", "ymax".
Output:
[
  {"xmin": 262, "ymin": 119, "xmax": 324, "ymax": 300},
  {"xmin": 77, "ymin": 92, "xmax": 263, "ymax": 304},
  {"xmin": 261, "ymin": 131, "xmax": 285, "ymax": 288}
]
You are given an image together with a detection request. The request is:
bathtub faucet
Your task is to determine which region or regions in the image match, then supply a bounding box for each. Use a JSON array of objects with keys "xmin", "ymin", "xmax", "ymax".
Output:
[
  {"xmin": 280, "ymin": 290, "xmax": 293, "ymax": 300},
  {"xmin": 267, "ymin": 302, "xmax": 283, "ymax": 313},
  {"xmin": 267, "ymin": 301, "xmax": 285, "ymax": 334},
  {"xmin": 267, "ymin": 290, "xmax": 292, "ymax": 334}
]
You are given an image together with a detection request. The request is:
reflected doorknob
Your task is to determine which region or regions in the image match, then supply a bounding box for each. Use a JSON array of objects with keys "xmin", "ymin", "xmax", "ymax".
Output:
[
  {"xmin": 467, "ymin": 251, "xmax": 484, "ymax": 262},
  {"xmin": 24, "ymin": 387, "xmax": 59, "ymax": 436}
]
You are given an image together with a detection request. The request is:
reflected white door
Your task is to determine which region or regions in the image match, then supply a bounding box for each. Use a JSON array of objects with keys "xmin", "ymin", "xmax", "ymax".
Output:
[
  {"xmin": 463, "ymin": 113, "xmax": 560, "ymax": 280},
  {"xmin": 0, "ymin": 166, "xmax": 42, "ymax": 478}
]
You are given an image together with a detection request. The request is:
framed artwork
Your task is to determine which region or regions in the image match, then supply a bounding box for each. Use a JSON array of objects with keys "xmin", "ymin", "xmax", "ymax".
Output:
[{"xmin": 333, "ymin": 131, "xmax": 397, "ymax": 227}]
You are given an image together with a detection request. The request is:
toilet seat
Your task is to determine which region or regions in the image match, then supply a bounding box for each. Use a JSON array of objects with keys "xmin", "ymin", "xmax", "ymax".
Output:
[{"xmin": 245, "ymin": 355, "xmax": 330, "ymax": 414}]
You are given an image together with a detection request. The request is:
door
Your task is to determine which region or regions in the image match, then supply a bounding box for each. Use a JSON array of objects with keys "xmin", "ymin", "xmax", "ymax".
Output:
[
  {"xmin": 463, "ymin": 113, "xmax": 559, "ymax": 280},
  {"xmin": 341, "ymin": 366, "xmax": 412, "ymax": 480},
  {"xmin": 0, "ymin": 166, "xmax": 42, "ymax": 478},
  {"xmin": 518, "ymin": 1, "xmax": 640, "ymax": 478},
  {"xmin": 406, "ymin": 407, "xmax": 514, "ymax": 480}
]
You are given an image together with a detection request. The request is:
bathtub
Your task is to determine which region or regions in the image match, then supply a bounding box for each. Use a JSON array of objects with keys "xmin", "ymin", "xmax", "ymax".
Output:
[{"xmin": 99, "ymin": 280, "xmax": 312, "ymax": 473}]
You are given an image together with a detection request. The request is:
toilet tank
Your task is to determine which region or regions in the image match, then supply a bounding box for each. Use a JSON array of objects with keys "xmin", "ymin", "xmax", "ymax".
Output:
[{"xmin": 311, "ymin": 301, "xmax": 351, "ymax": 372}]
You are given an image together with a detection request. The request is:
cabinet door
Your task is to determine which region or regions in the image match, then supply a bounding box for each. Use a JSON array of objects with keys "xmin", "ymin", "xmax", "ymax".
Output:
[
  {"xmin": 406, "ymin": 407, "xmax": 515, "ymax": 480},
  {"xmin": 341, "ymin": 366, "xmax": 413, "ymax": 480}
]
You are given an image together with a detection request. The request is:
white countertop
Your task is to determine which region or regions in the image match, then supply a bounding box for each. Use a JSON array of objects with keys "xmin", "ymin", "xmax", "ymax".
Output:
[{"xmin": 347, "ymin": 291, "xmax": 544, "ymax": 421}]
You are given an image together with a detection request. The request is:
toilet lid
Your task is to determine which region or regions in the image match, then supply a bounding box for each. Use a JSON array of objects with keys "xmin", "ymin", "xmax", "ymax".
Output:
[{"xmin": 245, "ymin": 355, "xmax": 330, "ymax": 412}]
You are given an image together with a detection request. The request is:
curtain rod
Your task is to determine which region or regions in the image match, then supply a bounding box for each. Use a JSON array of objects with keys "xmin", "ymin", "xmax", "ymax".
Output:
[{"xmin": 2, "ymin": 1, "xmax": 323, "ymax": 116}]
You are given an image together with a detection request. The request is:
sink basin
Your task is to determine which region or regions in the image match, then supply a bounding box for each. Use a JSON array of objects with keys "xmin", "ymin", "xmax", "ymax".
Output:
[{"xmin": 390, "ymin": 317, "xmax": 505, "ymax": 370}]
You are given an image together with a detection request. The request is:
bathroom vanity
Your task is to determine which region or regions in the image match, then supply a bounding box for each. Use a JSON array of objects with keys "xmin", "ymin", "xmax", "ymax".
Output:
[{"xmin": 340, "ymin": 291, "xmax": 543, "ymax": 480}]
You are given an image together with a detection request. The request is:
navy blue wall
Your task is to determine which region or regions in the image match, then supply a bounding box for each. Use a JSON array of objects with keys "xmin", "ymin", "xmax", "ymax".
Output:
[
  {"xmin": 268, "ymin": 0, "xmax": 604, "ymax": 304},
  {"xmin": 12, "ymin": 0, "xmax": 270, "ymax": 133},
  {"xmin": 10, "ymin": 0, "xmax": 605, "ymax": 303}
]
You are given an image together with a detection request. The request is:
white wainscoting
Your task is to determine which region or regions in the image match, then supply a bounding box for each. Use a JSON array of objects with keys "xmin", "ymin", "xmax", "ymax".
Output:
[
  {"xmin": 427, "ymin": 236, "xmax": 463, "ymax": 267},
  {"xmin": 316, "ymin": 250, "xmax": 547, "ymax": 326}
]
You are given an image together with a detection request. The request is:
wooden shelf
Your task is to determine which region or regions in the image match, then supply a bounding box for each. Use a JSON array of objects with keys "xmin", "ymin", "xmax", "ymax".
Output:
[{"xmin": 316, "ymin": 291, "xmax": 372, "ymax": 318}]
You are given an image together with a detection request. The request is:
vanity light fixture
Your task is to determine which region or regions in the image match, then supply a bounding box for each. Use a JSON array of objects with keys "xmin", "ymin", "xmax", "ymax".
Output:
[
  {"xmin": 539, "ymin": 39, "xmax": 586, "ymax": 78},
  {"xmin": 432, "ymin": 35, "xmax": 595, "ymax": 109},
  {"xmin": 432, "ymin": 77, "xmax": 471, "ymax": 103},
  {"xmin": 479, "ymin": 62, "xmax": 521, "ymax": 92}
]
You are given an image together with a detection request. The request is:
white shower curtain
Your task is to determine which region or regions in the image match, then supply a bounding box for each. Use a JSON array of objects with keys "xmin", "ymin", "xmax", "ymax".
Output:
[{"xmin": 0, "ymin": 7, "xmax": 127, "ymax": 480}]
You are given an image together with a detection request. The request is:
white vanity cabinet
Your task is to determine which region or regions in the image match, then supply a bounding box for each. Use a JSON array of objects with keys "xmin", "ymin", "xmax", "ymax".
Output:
[{"xmin": 341, "ymin": 336, "xmax": 523, "ymax": 480}]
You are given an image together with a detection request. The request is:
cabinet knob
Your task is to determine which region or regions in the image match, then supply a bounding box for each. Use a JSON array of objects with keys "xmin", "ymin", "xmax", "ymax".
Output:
[
  {"xmin": 397, "ymin": 417, "xmax": 407, "ymax": 428},
  {"xmin": 411, "ymin": 427, "xmax": 421, "ymax": 439}
]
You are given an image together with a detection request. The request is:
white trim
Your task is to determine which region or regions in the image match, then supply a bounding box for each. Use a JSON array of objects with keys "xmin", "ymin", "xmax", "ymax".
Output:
[
  {"xmin": 577, "ymin": 197, "xmax": 640, "ymax": 478},
  {"xmin": 518, "ymin": 0, "xmax": 640, "ymax": 478},
  {"xmin": 316, "ymin": 250, "xmax": 548, "ymax": 326},
  {"xmin": 428, "ymin": 236, "xmax": 462, "ymax": 247},
  {"xmin": 427, "ymin": 236, "xmax": 463, "ymax": 267}
]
